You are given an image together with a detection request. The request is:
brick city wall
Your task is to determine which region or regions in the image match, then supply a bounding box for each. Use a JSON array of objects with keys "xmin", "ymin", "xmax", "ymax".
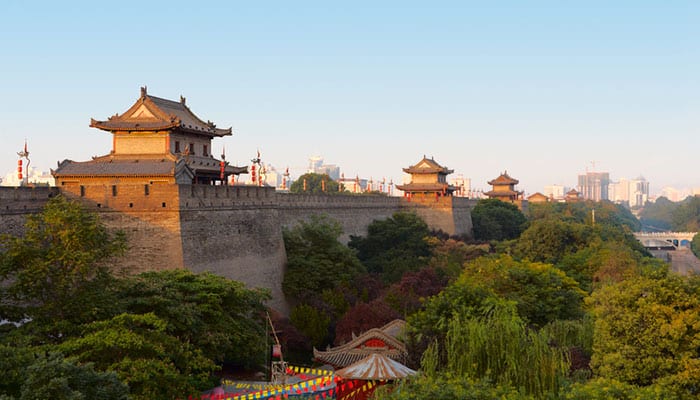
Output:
[{"xmin": 0, "ymin": 185, "xmax": 474, "ymax": 313}]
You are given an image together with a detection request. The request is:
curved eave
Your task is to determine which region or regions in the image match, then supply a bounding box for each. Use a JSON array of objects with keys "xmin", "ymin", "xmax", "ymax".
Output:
[
  {"xmin": 402, "ymin": 167, "xmax": 452, "ymax": 174},
  {"xmin": 52, "ymin": 173, "xmax": 174, "ymax": 178},
  {"xmin": 178, "ymin": 125, "xmax": 232, "ymax": 137},
  {"xmin": 484, "ymin": 190, "xmax": 522, "ymax": 197},
  {"xmin": 90, "ymin": 118, "xmax": 180, "ymax": 132}
]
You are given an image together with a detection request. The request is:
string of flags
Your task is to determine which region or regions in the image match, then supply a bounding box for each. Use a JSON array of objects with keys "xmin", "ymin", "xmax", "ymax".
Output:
[{"xmin": 204, "ymin": 365, "xmax": 340, "ymax": 400}]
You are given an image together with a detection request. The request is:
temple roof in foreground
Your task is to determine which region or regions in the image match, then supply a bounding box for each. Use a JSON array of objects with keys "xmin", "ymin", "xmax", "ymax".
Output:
[
  {"xmin": 334, "ymin": 353, "xmax": 417, "ymax": 381},
  {"xmin": 90, "ymin": 87, "xmax": 232, "ymax": 137},
  {"xmin": 313, "ymin": 320, "xmax": 407, "ymax": 368}
]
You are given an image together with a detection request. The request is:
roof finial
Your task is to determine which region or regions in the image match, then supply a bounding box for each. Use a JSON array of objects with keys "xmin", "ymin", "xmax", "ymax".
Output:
[
  {"xmin": 140, "ymin": 86, "xmax": 147, "ymax": 97},
  {"xmin": 180, "ymin": 95, "xmax": 186, "ymax": 105}
]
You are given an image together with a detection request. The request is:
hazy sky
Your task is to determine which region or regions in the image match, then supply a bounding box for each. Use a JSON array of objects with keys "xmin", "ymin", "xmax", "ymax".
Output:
[{"xmin": 1, "ymin": 1, "xmax": 697, "ymax": 195}]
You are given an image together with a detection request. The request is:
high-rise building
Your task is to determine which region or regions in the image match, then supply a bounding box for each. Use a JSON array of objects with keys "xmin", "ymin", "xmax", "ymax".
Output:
[
  {"xmin": 577, "ymin": 172, "xmax": 610, "ymax": 201},
  {"xmin": 450, "ymin": 174, "xmax": 472, "ymax": 197},
  {"xmin": 609, "ymin": 177, "xmax": 649, "ymax": 207},
  {"xmin": 307, "ymin": 156, "xmax": 341, "ymax": 180},
  {"xmin": 543, "ymin": 184, "xmax": 567, "ymax": 201}
]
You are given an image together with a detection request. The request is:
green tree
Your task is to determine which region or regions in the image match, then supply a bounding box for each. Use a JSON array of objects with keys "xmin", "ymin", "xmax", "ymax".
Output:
[
  {"xmin": 443, "ymin": 303, "xmax": 570, "ymax": 398},
  {"xmin": 562, "ymin": 378, "xmax": 668, "ymax": 400},
  {"xmin": 373, "ymin": 376, "xmax": 529, "ymax": 400},
  {"xmin": 588, "ymin": 274, "xmax": 700, "ymax": 396},
  {"xmin": 459, "ymin": 255, "xmax": 586, "ymax": 326},
  {"xmin": 514, "ymin": 218, "xmax": 593, "ymax": 265},
  {"xmin": 671, "ymin": 196, "xmax": 700, "ymax": 231},
  {"xmin": 471, "ymin": 199, "xmax": 527, "ymax": 241},
  {"xmin": 0, "ymin": 342, "xmax": 35, "ymax": 398},
  {"xmin": 289, "ymin": 172, "xmax": 341, "ymax": 194},
  {"xmin": 639, "ymin": 196, "xmax": 676, "ymax": 231},
  {"xmin": 289, "ymin": 304, "xmax": 331, "ymax": 349},
  {"xmin": 349, "ymin": 212, "xmax": 433, "ymax": 283},
  {"xmin": 58, "ymin": 313, "xmax": 217, "ymax": 400},
  {"xmin": 117, "ymin": 270, "xmax": 269, "ymax": 368},
  {"xmin": 17, "ymin": 353, "xmax": 128, "ymax": 400},
  {"xmin": 282, "ymin": 215, "xmax": 364, "ymax": 301},
  {"xmin": 692, "ymin": 232, "xmax": 700, "ymax": 258},
  {"xmin": 0, "ymin": 196, "xmax": 126, "ymax": 337}
]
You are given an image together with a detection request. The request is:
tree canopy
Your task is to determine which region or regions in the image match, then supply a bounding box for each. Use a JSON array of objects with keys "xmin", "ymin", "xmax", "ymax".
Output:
[
  {"xmin": 471, "ymin": 199, "xmax": 527, "ymax": 241},
  {"xmin": 588, "ymin": 273, "xmax": 700, "ymax": 394},
  {"xmin": 117, "ymin": 270, "xmax": 269, "ymax": 368},
  {"xmin": 0, "ymin": 196, "xmax": 126, "ymax": 337},
  {"xmin": 349, "ymin": 212, "xmax": 433, "ymax": 283},
  {"xmin": 282, "ymin": 214, "xmax": 365, "ymax": 301},
  {"xmin": 289, "ymin": 172, "xmax": 341, "ymax": 194},
  {"xmin": 0, "ymin": 197, "xmax": 276, "ymax": 399}
]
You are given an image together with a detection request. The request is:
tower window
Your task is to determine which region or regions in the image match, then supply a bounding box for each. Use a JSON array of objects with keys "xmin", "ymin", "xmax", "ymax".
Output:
[
  {"xmin": 189, "ymin": 143, "xmax": 195, "ymax": 155},
  {"xmin": 175, "ymin": 141, "xmax": 180, "ymax": 153},
  {"xmin": 203, "ymin": 144, "xmax": 208, "ymax": 156}
]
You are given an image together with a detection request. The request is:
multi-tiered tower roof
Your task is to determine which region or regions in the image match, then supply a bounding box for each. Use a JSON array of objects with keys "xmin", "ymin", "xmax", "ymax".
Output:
[{"xmin": 53, "ymin": 87, "xmax": 246, "ymax": 186}]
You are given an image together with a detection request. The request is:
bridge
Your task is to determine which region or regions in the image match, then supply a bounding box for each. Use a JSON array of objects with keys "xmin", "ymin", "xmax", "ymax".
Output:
[{"xmin": 634, "ymin": 232, "xmax": 697, "ymax": 250}]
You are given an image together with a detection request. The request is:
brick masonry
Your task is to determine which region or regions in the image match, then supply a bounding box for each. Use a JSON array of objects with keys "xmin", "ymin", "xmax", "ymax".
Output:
[{"xmin": 0, "ymin": 186, "xmax": 474, "ymax": 313}]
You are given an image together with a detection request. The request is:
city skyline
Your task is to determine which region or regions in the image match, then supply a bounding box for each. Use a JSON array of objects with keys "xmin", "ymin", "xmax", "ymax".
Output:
[{"xmin": 1, "ymin": 1, "xmax": 697, "ymax": 195}]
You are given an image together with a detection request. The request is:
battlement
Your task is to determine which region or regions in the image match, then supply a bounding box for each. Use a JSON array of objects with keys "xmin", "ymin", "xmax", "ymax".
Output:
[
  {"xmin": 0, "ymin": 183, "xmax": 474, "ymax": 314},
  {"xmin": 0, "ymin": 186, "xmax": 59, "ymax": 214},
  {"xmin": 181, "ymin": 185, "xmax": 277, "ymax": 209},
  {"xmin": 277, "ymin": 192, "xmax": 401, "ymax": 209}
]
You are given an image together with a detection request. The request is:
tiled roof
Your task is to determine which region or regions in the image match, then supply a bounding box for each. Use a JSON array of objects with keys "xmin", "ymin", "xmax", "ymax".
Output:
[
  {"xmin": 334, "ymin": 353, "xmax": 416, "ymax": 381},
  {"xmin": 395, "ymin": 182, "xmax": 455, "ymax": 193},
  {"xmin": 488, "ymin": 172, "xmax": 519, "ymax": 185},
  {"xmin": 379, "ymin": 319, "xmax": 406, "ymax": 339},
  {"xmin": 313, "ymin": 328, "xmax": 407, "ymax": 368},
  {"xmin": 484, "ymin": 189, "xmax": 522, "ymax": 197},
  {"xmin": 53, "ymin": 157, "xmax": 179, "ymax": 177},
  {"xmin": 403, "ymin": 156, "xmax": 453, "ymax": 175},
  {"xmin": 90, "ymin": 87, "xmax": 232, "ymax": 137}
]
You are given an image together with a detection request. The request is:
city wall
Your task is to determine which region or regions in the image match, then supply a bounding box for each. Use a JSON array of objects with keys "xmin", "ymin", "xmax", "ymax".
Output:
[{"xmin": 0, "ymin": 185, "xmax": 474, "ymax": 313}]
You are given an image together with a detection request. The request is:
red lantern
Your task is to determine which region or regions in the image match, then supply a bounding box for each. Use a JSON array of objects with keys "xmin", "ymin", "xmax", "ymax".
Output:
[
  {"xmin": 219, "ymin": 160, "xmax": 225, "ymax": 181},
  {"xmin": 17, "ymin": 159, "xmax": 22, "ymax": 180},
  {"xmin": 272, "ymin": 344, "xmax": 282, "ymax": 358},
  {"xmin": 251, "ymin": 164, "xmax": 256, "ymax": 185}
]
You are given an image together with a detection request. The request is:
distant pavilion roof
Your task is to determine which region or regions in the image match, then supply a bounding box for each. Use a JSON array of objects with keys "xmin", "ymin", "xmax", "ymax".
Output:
[
  {"xmin": 484, "ymin": 189, "xmax": 522, "ymax": 197},
  {"xmin": 395, "ymin": 182, "xmax": 456, "ymax": 193},
  {"xmin": 90, "ymin": 86, "xmax": 232, "ymax": 137},
  {"xmin": 402, "ymin": 156, "xmax": 453, "ymax": 175},
  {"xmin": 488, "ymin": 171, "xmax": 519, "ymax": 186}
]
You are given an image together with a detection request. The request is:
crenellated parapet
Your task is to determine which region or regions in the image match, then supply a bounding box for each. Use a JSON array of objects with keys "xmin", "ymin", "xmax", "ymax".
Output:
[{"xmin": 0, "ymin": 184, "xmax": 474, "ymax": 314}]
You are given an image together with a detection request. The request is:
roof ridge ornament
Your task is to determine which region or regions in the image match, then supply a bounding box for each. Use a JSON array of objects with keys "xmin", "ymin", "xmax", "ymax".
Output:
[
  {"xmin": 180, "ymin": 95, "xmax": 186, "ymax": 105},
  {"xmin": 140, "ymin": 86, "xmax": 147, "ymax": 97}
]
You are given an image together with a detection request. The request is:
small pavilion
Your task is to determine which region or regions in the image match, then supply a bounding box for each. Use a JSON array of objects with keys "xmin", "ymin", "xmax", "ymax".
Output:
[
  {"xmin": 565, "ymin": 188, "xmax": 582, "ymax": 203},
  {"xmin": 484, "ymin": 171, "xmax": 523, "ymax": 202},
  {"xmin": 313, "ymin": 320, "xmax": 408, "ymax": 369},
  {"xmin": 395, "ymin": 156, "xmax": 456, "ymax": 198}
]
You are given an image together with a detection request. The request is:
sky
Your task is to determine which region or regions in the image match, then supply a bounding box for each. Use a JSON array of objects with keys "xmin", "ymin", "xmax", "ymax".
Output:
[{"xmin": 0, "ymin": 1, "xmax": 697, "ymax": 195}]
